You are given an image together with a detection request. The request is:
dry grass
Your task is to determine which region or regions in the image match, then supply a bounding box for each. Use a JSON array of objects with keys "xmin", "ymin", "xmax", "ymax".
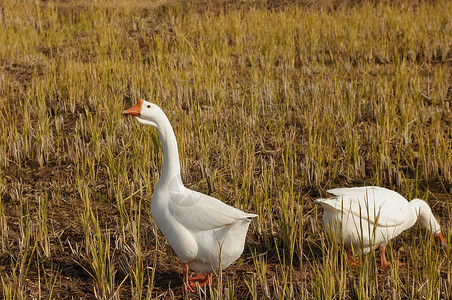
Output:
[{"xmin": 0, "ymin": 0, "xmax": 451, "ymax": 298}]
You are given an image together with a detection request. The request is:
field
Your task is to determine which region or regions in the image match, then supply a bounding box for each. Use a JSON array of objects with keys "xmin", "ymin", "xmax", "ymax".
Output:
[{"xmin": 0, "ymin": 0, "xmax": 451, "ymax": 298}]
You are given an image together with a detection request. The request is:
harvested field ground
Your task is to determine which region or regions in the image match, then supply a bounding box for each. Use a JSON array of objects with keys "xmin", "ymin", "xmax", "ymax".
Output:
[{"xmin": 0, "ymin": 0, "xmax": 451, "ymax": 299}]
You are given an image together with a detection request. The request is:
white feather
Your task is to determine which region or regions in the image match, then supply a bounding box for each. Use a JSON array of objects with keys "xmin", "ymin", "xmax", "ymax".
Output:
[
  {"xmin": 126, "ymin": 100, "xmax": 257, "ymax": 274},
  {"xmin": 315, "ymin": 186, "xmax": 442, "ymax": 254}
]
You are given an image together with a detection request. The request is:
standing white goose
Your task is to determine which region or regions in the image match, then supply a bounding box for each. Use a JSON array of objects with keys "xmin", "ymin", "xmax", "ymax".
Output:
[
  {"xmin": 123, "ymin": 99, "xmax": 257, "ymax": 292},
  {"xmin": 315, "ymin": 186, "xmax": 445, "ymax": 267}
]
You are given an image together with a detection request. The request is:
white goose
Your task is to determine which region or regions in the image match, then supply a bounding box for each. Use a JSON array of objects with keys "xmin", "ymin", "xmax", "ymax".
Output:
[
  {"xmin": 315, "ymin": 186, "xmax": 445, "ymax": 267},
  {"xmin": 123, "ymin": 99, "xmax": 257, "ymax": 292}
]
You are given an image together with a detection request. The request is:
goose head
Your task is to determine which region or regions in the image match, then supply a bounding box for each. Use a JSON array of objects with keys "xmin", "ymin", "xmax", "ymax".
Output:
[
  {"xmin": 410, "ymin": 198, "xmax": 445, "ymax": 246},
  {"xmin": 122, "ymin": 99, "xmax": 166, "ymax": 128}
]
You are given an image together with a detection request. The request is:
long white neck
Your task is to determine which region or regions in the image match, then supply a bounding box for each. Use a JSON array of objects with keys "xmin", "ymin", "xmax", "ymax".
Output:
[
  {"xmin": 409, "ymin": 199, "xmax": 441, "ymax": 234},
  {"xmin": 154, "ymin": 116, "xmax": 181, "ymax": 186}
]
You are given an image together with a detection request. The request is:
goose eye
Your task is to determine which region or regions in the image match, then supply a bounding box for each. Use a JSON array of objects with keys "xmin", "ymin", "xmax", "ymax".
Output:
[{"xmin": 147, "ymin": 105, "xmax": 151, "ymax": 108}]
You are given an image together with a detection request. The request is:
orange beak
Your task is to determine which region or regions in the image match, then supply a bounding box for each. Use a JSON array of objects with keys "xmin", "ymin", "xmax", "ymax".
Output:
[
  {"xmin": 435, "ymin": 232, "xmax": 446, "ymax": 246},
  {"xmin": 123, "ymin": 99, "xmax": 144, "ymax": 116}
]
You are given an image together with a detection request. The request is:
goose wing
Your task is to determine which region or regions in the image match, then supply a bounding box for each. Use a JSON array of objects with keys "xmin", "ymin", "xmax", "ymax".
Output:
[
  {"xmin": 168, "ymin": 188, "xmax": 257, "ymax": 233},
  {"xmin": 322, "ymin": 186, "xmax": 408, "ymax": 227}
]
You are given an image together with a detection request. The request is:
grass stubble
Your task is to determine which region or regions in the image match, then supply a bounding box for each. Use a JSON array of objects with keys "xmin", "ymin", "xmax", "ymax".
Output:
[{"xmin": 0, "ymin": 0, "xmax": 451, "ymax": 298}]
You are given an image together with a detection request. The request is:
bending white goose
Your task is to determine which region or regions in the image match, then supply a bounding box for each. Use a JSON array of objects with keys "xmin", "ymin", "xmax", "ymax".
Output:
[
  {"xmin": 123, "ymin": 99, "xmax": 257, "ymax": 292},
  {"xmin": 315, "ymin": 186, "xmax": 445, "ymax": 267}
]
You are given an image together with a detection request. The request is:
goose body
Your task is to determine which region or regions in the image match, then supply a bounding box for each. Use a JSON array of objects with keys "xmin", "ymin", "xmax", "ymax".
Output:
[
  {"xmin": 123, "ymin": 99, "xmax": 257, "ymax": 290},
  {"xmin": 152, "ymin": 174, "xmax": 256, "ymax": 274},
  {"xmin": 315, "ymin": 186, "xmax": 444, "ymax": 266}
]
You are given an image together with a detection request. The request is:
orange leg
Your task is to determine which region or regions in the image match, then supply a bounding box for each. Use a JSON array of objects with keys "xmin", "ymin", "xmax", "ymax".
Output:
[
  {"xmin": 182, "ymin": 263, "xmax": 195, "ymax": 293},
  {"xmin": 379, "ymin": 246, "xmax": 390, "ymax": 267},
  {"xmin": 188, "ymin": 273, "xmax": 212, "ymax": 285},
  {"xmin": 378, "ymin": 246, "xmax": 404, "ymax": 267},
  {"xmin": 345, "ymin": 248, "xmax": 358, "ymax": 266},
  {"xmin": 182, "ymin": 263, "xmax": 212, "ymax": 293}
]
